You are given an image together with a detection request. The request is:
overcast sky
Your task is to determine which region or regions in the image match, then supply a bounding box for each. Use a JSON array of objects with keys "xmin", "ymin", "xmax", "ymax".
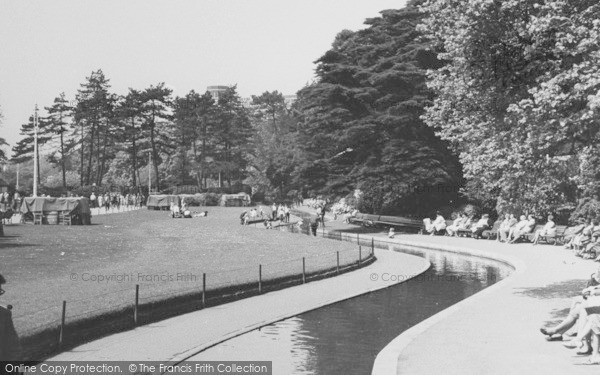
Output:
[{"xmin": 0, "ymin": 0, "xmax": 407, "ymax": 149}]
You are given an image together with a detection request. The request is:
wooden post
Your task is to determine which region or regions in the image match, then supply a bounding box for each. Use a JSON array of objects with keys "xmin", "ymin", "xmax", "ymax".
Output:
[
  {"xmin": 336, "ymin": 251, "xmax": 340, "ymax": 274},
  {"xmin": 202, "ymin": 273, "xmax": 206, "ymax": 307},
  {"xmin": 59, "ymin": 300, "xmax": 67, "ymax": 349},
  {"xmin": 302, "ymin": 257, "xmax": 306, "ymax": 284},
  {"xmin": 359, "ymin": 246, "xmax": 362, "ymax": 265},
  {"xmin": 258, "ymin": 264, "xmax": 262, "ymax": 294},
  {"xmin": 371, "ymin": 237, "xmax": 375, "ymax": 255},
  {"xmin": 134, "ymin": 284, "xmax": 139, "ymax": 326},
  {"xmin": 357, "ymin": 233, "xmax": 360, "ymax": 245}
]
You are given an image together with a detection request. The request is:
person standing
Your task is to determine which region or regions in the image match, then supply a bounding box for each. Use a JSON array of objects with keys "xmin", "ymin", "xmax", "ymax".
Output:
[
  {"xmin": 0, "ymin": 274, "xmax": 21, "ymax": 361},
  {"xmin": 271, "ymin": 203, "xmax": 277, "ymax": 221}
]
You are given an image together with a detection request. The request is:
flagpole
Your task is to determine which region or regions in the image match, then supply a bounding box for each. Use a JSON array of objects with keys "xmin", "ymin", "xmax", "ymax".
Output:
[{"xmin": 33, "ymin": 104, "xmax": 39, "ymax": 197}]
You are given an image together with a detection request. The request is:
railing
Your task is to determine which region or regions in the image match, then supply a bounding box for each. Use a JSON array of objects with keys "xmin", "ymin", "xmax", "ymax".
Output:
[{"xmin": 13, "ymin": 220, "xmax": 374, "ymax": 361}]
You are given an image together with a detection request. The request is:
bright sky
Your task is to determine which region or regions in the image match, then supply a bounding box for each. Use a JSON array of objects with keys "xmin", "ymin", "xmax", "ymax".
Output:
[{"xmin": 0, "ymin": 0, "xmax": 407, "ymax": 149}]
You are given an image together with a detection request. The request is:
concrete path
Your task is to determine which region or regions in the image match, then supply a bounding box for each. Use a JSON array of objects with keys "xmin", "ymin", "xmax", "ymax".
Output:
[
  {"xmin": 369, "ymin": 234, "xmax": 600, "ymax": 375},
  {"xmin": 48, "ymin": 247, "xmax": 429, "ymax": 363}
]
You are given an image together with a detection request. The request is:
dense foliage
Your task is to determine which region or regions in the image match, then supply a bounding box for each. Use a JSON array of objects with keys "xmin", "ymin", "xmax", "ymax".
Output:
[
  {"xmin": 420, "ymin": 0, "xmax": 600, "ymax": 217},
  {"xmin": 292, "ymin": 1, "xmax": 463, "ymax": 215}
]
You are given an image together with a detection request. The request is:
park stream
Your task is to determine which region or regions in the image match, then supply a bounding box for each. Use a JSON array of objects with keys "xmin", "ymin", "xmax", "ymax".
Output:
[{"xmin": 189, "ymin": 240, "xmax": 513, "ymax": 374}]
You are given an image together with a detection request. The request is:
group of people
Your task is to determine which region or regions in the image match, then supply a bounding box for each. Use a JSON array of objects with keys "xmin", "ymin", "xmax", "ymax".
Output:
[
  {"xmin": 239, "ymin": 203, "xmax": 291, "ymax": 226},
  {"xmin": 422, "ymin": 211, "xmax": 558, "ymax": 244},
  {"xmin": 89, "ymin": 192, "xmax": 142, "ymax": 211},
  {"xmin": 540, "ymin": 267, "xmax": 600, "ymax": 364},
  {"xmin": 423, "ymin": 211, "xmax": 493, "ymax": 239},
  {"xmin": 270, "ymin": 203, "xmax": 291, "ymax": 223},
  {"xmin": 563, "ymin": 218, "xmax": 600, "ymax": 260}
]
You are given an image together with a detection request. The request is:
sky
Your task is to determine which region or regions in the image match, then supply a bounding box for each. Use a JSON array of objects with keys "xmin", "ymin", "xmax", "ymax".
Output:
[{"xmin": 0, "ymin": 0, "xmax": 407, "ymax": 149}]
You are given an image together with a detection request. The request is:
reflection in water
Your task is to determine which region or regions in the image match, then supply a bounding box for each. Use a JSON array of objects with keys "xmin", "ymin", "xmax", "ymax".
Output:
[{"xmin": 191, "ymin": 245, "xmax": 512, "ymax": 374}]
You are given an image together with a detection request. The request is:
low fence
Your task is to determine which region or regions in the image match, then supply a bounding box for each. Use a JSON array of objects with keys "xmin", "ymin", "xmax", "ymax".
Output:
[{"xmin": 13, "ymin": 223, "xmax": 375, "ymax": 361}]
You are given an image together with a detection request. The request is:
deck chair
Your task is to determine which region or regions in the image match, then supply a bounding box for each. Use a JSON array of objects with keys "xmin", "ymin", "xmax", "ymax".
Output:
[{"xmin": 33, "ymin": 211, "xmax": 43, "ymax": 225}]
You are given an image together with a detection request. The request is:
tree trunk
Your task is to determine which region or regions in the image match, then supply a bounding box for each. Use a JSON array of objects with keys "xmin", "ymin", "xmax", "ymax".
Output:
[
  {"xmin": 131, "ymin": 118, "xmax": 138, "ymax": 187},
  {"xmin": 149, "ymin": 120, "xmax": 160, "ymax": 190},
  {"xmin": 79, "ymin": 122, "xmax": 84, "ymax": 187},
  {"xmin": 98, "ymin": 118, "xmax": 110, "ymax": 185},
  {"xmin": 86, "ymin": 122, "xmax": 95, "ymax": 185}
]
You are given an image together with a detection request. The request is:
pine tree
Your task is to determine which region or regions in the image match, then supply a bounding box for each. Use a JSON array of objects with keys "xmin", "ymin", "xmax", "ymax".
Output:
[{"xmin": 45, "ymin": 92, "xmax": 74, "ymax": 189}]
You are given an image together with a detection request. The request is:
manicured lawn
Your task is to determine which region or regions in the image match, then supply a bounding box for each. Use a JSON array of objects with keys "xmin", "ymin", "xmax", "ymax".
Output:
[{"xmin": 0, "ymin": 207, "xmax": 362, "ymax": 337}]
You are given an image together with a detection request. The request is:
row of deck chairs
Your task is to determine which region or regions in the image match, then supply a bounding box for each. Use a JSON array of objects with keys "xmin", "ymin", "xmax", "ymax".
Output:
[{"xmin": 423, "ymin": 219, "xmax": 569, "ymax": 245}]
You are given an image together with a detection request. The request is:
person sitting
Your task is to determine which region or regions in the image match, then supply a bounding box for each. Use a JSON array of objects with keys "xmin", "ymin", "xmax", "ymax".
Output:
[
  {"xmin": 572, "ymin": 218, "xmax": 595, "ymax": 252},
  {"xmin": 498, "ymin": 214, "xmax": 516, "ymax": 242},
  {"xmin": 240, "ymin": 211, "xmax": 248, "ymax": 225},
  {"xmin": 0, "ymin": 274, "xmax": 21, "ymax": 361},
  {"xmin": 532, "ymin": 215, "xmax": 557, "ymax": 245},
  {"xmin": 388, "ymin": 227, "xmax": 395, "ymax": 239},
  {"xmin": 263, "ymin": 219, "xmax": 272, "ymax": 229},
  {"xmin": 564, "ymin": 218, "xmax": 587, "ymax": 249},
  {"xmin": 471, "ymin": 214, "xmax": 490, "ymax": 239},
  {"xmin": 577, "ymin": 220, "xmax": 600, "ymax": 258},
  {"xmin": 508, "ymin": 215, "xmax": 530, "ymax": 243},
  {"xmin": 345, "ymin": 209, "xmax": 358, "ymax": 224},
  {"xmin": 445, "ymin": 213, "xmax": 465, "ymax": 237},
  {"xmin": 540, "ymin": 269, "xmax": 600, "ymax": 348},
  {"xmin": 171, "ymin": 203, "xmax": 181, "ymax": 218},
  {"xmin": 423, "ymin": 211, "xmax": 446, "ymax": 235}
]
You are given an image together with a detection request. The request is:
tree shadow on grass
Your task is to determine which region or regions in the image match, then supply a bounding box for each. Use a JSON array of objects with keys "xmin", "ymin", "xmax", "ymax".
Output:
[
  {"xmin": 0, "ymin": 234, "xmax": 38, "ymax": 249},
  {"xmin": 514, "ymin": 279, "xmax": 587, "ymax": 300}
]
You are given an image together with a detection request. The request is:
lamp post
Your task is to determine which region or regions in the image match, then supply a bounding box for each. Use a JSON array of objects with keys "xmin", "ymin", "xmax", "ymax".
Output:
[{"xmin": 33, "ymin": 104, "xmax": 39, "ymax": 197}]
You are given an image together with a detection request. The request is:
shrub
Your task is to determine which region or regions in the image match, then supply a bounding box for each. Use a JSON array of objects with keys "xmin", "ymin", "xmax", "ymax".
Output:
[{"xmin": 180, "ymin": 193, "xmax": 222, "ymax": 206}]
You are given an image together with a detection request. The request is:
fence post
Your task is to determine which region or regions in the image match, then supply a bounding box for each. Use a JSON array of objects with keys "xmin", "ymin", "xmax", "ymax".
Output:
[
  {"xmin": 258, "ymin": 264, "xmax": 262, "ymax": 294},
  {"xmin": 202, "ymin": 273, "xmax": 206, "ymax": 308},
  {"xmin": 58, "ymin": 300, "xmax": 67, "ymax": 349},
  {"xmin": 302, "ymin": 257, "xmax": 306, "ymax": 284},
  {"xmin": 371, "ymin": 237, "xmax": 375, "ymax": 256},
  {"xmin": 359, "ymin": 246, "xmax": 362, "ymax": 266},
  {"xmin": 134, "ymin": 284, "xmax": 139, "ymax": 326},
  {"xmin": 357, "ymin": 233, "xmax": 360, "ymax": 245},
  {"xmin": 336, "ymin": 251, "xmax": 340, "ymax": 274}
]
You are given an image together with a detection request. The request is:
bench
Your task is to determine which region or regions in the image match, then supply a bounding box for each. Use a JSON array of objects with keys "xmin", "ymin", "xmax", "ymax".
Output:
[
  {"xmin": 537, "ymin": 225, "xmax": 568, "ymax": 245},
  {"xmin": 349, "ymin": 213, "xmax": 422, "ymax": 232},
  {"xmin": 521, "ymin": 224, "xmax": 544, "ymax": 242}
]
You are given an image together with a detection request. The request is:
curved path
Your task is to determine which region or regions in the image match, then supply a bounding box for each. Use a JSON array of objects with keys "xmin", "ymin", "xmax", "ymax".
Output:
[
  {"xmin": 372, "ymin": 234, "xmax": 600, "ymax": 375},
  {"xmin": 47, "ymin": 247, "xmax": 429, "ymax": 363}
]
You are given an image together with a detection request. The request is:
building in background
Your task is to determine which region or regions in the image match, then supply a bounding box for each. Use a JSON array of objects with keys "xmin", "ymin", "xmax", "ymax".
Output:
[{"xmin": 206, "ymin": 85, "xmax": 229, "ymax": 102}]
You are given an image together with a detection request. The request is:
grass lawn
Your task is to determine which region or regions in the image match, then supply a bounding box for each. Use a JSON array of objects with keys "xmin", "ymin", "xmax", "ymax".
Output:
[{"xmin": 0, "ymin": 207, "xmax": 363, "ymax": 337}]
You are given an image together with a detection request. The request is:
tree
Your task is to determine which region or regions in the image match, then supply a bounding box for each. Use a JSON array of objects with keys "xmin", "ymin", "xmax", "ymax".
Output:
[
  {"xmin": 45, "ymin": 92, "xmax": 74, "ymax": 189},
  {"xmin": 212, "ymin": 86, "xmax": 252, "ymax": 187},
  {"xmin": 420, "ymin": 0, "xmax": 600, "ymax": 215},
  {"xmin": 114, "ymin": 90, "xmax": 145, "ymax": 187},
  {"xmin": 11, "ymin": 114, "xmax": 51, "ymax": 185},
  {"xmin": 172, "ymin": 90, "xmax": 216, "ymax": 187},
  {"xmin": 74, "ymin": 70, "xmax": 114, "ymax": 186},
  {"xmin": 139, "ymin": 83, "xmax": 174, "ymax": 190},
  {"xmin": 292, "ymin": 2, "xmax": 462, "ymax": 215},
  {"xmin": 248, "ymin": 91, "xmax": 299, "ymax": 198}
]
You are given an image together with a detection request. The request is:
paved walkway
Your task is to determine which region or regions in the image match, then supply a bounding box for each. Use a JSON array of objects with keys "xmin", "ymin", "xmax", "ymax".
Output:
[
  {"xmin": 48, "ymin": 247, "xmax": 429, "ymax": 363},
  {"xmin": 368, "ymin": 234, "xmax": 600, "ymax": 375}
]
